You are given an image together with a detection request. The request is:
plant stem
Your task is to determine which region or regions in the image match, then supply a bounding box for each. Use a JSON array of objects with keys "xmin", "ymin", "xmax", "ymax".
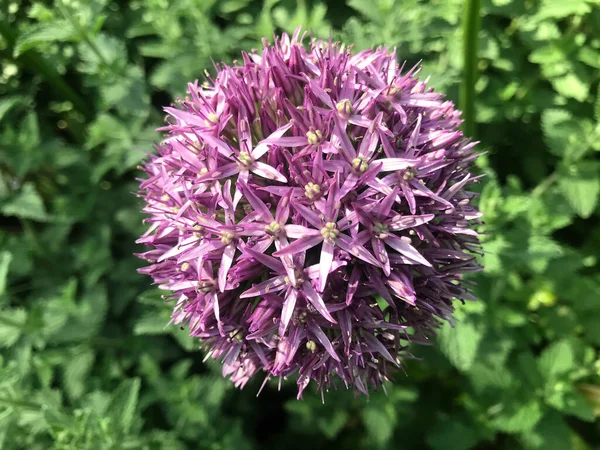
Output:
[
  {"xmin": 460, "ymin": 0, "xmax": 482, "ymax": 138},
  {"xmin": 531, "ymin": 171, "xmax": 558, "ymax": 198}
]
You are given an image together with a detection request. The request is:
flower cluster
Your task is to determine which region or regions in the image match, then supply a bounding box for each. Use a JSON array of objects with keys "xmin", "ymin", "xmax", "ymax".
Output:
[{"xmin": 137, "ymin": 29, "xmax": 482, "ymax": 398}]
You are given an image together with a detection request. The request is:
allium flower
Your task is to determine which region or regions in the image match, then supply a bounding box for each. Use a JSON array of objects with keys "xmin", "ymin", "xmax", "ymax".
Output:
[{"xmin": 136, "ymin": 28, "xmax": 482, "ymax": 398}]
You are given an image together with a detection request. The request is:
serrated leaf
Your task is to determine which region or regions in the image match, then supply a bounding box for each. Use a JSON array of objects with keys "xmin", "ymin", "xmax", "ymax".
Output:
[
  {"xmin": 538, "ymin": 340, "xmax": 574, "ymax": 380},
  {"xmin": 558, "ymin": 162, "xmax": 600, "ymax": 218},
  {"xmin": 106, "ymin": 378, "xmax": 141, "ymax": 434},
  {"xmin": 134, "ymin": 313, "xmax": 169, "ymax": 335},
  {"xmin": 78, "ymin": 33, "xmax": 127, "ymax": 74},
  {"xmin": 63, "ymin": 348, "xmax": 95, "ymax": 400},
  {"xmin": 437, "ymin": 316, "xmax": 483, "ymax": 372},
  {"xmin": 552, "ymin": 73, "xmax": 590, "ymax": 102},
  {"xmin": 541, "ymin": 109, "xmax": 582, "ymax": 158},
  {"xmin": 492, "ymin": 398, "xmax": 544, "ymax": 433},
  {"xmin": 1, "ymin": 183, "xmax": 48, "ymax": 221},
  {"xmin": 0, "ymin": 308, "xmax": 27, "ymax": 348},
  {"xmin": 526, "ymin": 235, "xmax": 564, "ymax": 273},
  {"xmin": 537, "ymin": 0, "xmax": 591, "ymax": 19},
  {"xmin": 13, "ymin": 20, "xmax": 77, "ymax": 57}
]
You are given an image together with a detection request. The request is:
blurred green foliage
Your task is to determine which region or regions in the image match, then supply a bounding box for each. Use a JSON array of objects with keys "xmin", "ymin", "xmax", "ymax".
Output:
[{"xmin": 1, "ymin": 0, "xmax": 600, "ymax": 448}]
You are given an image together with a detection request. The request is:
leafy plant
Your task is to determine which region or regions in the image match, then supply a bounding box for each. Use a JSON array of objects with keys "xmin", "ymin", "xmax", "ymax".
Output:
[{"xmin": 0, "ymin": 0, "xmax": 599, "ymax": 448}]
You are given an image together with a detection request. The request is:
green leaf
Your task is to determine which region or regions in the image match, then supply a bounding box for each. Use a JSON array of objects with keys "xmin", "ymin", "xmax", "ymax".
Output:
[
  {"xmin": 427, "ymin": 419, "xmax": 479, "ymax": 450},
  {"xmin": 318, "ymin": 409, "xmax": 349, "ymax": 439},
  {"xmin": 1, "ymin": 183, "xmax": 48, "ymax": 221},
  {"xmin": 492, "ymin": 398, "xmax": 544, "ymax": 433},
  {"xmin": 536, "ymin": 0, "xmax": 591, "ymax": 20},
  {"xmin": 361, "ymin": 404, "xmax": 396, "ymax": 447},
  {"xmin": 551, "ymin": 73, "xmax": 590, "ymax": 102},
  {"xmin": 522, "ymin": 412, "xmax": 572, "ymax": 450},
  {"xmin": 578, "ymin": 46, "xmax": 600, "ymax": 69},
  {"xmin": 106, "ymin": 378, "xmax": 141, "ymax": 434},
  {"xmin": 0, "ymin": 97, "xmax": 21, "ymax": 122},
  {"xmin": 558, "ymin": 162, "xmax": 600, "ymax": 218},
  {"xmin": 63, "ymin": 348, "xmax": 95, "ymax": 400},
  {"xmin": 526, "ymin": 235, "xmax": 564, "ymax": 273},
  {"xmin": 0, "ymin": 252, "xmax": 12, "ymax": 297},
  {"xmin": 547, "ymin": 389, "xmax": 596, "ymax": 421},
  {"xmin": 134, "ymin": 313, "xmax": 169, "ymax": 335},
  {"xmin": 541, "ymin": 109, "xmax": 588, "ymax": 160},
  {"xmin": 538, "ymin": 340, "xmax": 574, "ymax": 380},
  {"xmin": 0, "ymin": 308, "xmax": 27, "ymax": 348},
  {"xmin": 437, "ymin": 312, "xmax": 484, "ymax": 372},
  {"xmin": 13, "ymin": 20, "xmax": 77, "ymax": 57}
]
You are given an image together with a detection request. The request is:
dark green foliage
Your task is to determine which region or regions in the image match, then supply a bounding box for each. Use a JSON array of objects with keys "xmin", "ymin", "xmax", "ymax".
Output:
[{"xmin": 0, "ymin": 0, "xmax": 599, "ymax": 448}]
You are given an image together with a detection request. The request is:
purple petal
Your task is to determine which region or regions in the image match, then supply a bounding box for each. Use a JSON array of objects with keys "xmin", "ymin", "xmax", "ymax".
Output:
[
  {"xmin": 239, "ymin": 182, "xmax": 273, "ymax": 221},
  {"xmin": 240, "ymin": 275, "xmax": 287, "ymax": 298},
  {"xmin": 195, "ymin": 131, "xmax": 236, "ymax": 158},
  {"xmin": 252, "ymin": 122, "xmax": 294, "ymax": 159},
  {"xmin": 405, "ymin": 113, "xmax": 422, "ymax": 158},
  {"xmin": 409, "ymin": 180, "xmax": 455, "ymax": 210},
  {"xmin": 337, "ymin": 172, "xmax": 359, "ymax": 203},
  {"xmin": 400, "ymin": 180, "xmax": 416, "ymax": 215},
  {"xmin": 388, "ymin": 214, "xmax": 435, "ymax": 231},
  {"xmin": 302, "ymin": 281, "xmax": 336, "ymax": 323},
  {"xmin": 292, "ymin": 203, "xmax": 324, "ymax": 229},
  {"xmin": 279, "ymin": 289, "xmax": 298, "ymax": 336},
  {"xmin": 284, "ymin": 224, "xmax": 320, "ymax": 239},
  {"xmin": 273, "ymin": 234, "xmax": 323, "ymax": 257},
  {"xmin": 275, "ymin": 193, "xmax": 291, "ymax": 223},
  {"xmin": 357, "ymin": 112, "xmax": 382, "ymax": 159},
  {"xmin": 308, "ymin": 322, "xmax": 341, "ymax": 362},
  {"xmin": 376, "ymin": 186, "xmax": 399, "ymax": 219},
  {"xmin": 378, "ymin": 157, "xmax": 419, "ymax": 172},
  {"xmin": 318, "ymin": 240, "xmax": 335, "ymax": 292},
  {"xmin": 362, "ymin": 332, "xmax": 397, "ymax": 365},
  {"xmin": 305, "ymin": 259, "xmax": 346, "ymax": 280},
  {"xmin": 384, "ymin": 235, "xmax": 431, "ymax": 267},
  {"xmin": 332, "ymin": 115, "xmax": 357, "ymax": 160},
  {"xmin": 243, "ymin": 247, "xmax": 284, "ymax": 272},
  {"xmin": 218, "ymin": 244, "xmax": 236, "ymax": 292},
  {"xmin": 336, "ymin": 234, "xmax": 381, "ymax": 268},
  {"xmin": 207, "ymin": 291, "xmax": 224, "ymax": 336},
  {"xmin": 251, "ymin": 162, "xmax": 288, "ymax": 182},
  {"xmin": 164, "ymin": 106, "xmax": 206, "ymax": 128},
  {"xmin": 372, "ymin": 237, "xmax": 391, "ymax": 276},
  {"xmin": 178, "ymin": 241, "xmax": 222, "ymax": 264},
  {"xmin": 346, "ymin": 265, "xmax": 361, "ymax": 305}
]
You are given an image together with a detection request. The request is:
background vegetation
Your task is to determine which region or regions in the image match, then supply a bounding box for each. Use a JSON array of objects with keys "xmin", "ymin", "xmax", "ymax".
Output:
[{"xmin": 1, "ymin": 0, "xmax": 600, "ymax": 448}]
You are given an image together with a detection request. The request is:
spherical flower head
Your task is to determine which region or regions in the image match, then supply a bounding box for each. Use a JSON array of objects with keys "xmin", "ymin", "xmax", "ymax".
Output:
[{"xmin": 136, "ymin": 28, "xmax": 483, "ymax": 398}]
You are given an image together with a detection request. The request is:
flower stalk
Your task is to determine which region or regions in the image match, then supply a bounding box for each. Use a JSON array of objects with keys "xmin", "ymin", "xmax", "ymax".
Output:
[{"xmin": 460, "ymin": 0, "xmax": 482, "ymax": 138}]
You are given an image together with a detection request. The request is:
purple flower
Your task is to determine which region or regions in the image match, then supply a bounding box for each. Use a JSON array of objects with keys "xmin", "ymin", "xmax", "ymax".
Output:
[{"xmin": 137, "ymin": 28, "xmax": 482, "ymax": 398}]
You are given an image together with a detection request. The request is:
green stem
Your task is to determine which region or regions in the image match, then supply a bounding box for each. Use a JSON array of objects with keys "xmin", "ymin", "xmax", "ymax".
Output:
[
  {"xmin": 0, "ymin": 21, "xmax": 91, "ymax": 121},
  {"xmin": 460, "ymin": 0, "xmax": 482, "ymax": 138},
  {"xmin": 531, "ymin": 171, "xmax": 558, "ymax": 198}
]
